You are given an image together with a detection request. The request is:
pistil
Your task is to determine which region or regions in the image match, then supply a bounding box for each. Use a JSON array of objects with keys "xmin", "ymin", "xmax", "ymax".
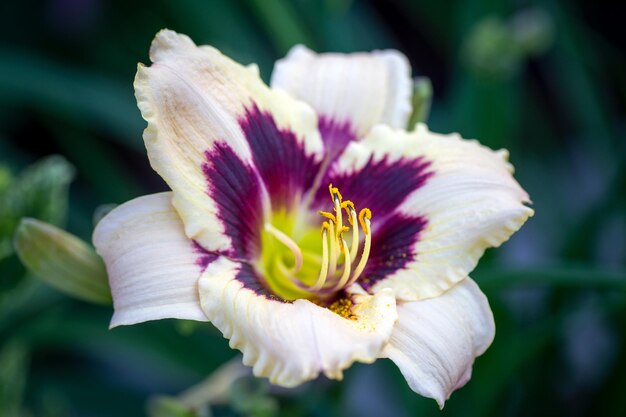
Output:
[
  {"xmin": 264, "ymin": 223, "xmax": 303, "ymax": 273},
  {"xmin": 263, "ymin": 184, "xmax": 373, "ymax": 301}
]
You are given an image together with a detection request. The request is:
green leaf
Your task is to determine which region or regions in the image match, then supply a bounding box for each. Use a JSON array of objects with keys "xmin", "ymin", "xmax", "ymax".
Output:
[
  {"xmin": 0, "ymin": 340, "xmax": 29, "ymax": 417},
  {"xmin": 13, "ymin": 218, "xmax": 111, "ymax": 305},
  {"xmin": 0, "ymin": 155, "xmax": 75, "ymax": 261}
]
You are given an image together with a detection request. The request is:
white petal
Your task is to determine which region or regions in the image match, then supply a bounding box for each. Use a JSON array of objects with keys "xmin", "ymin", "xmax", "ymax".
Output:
[
  {"xmin": 93, "ymin": 192, "xmax": 208, "ymax": 327},
  {"xmin": 382, "ymin": 278, "xmax": 495, "ymax": 408},
  {"xmin": 135, "ymin": 30, "xmax": 324, "ymax": 254},
  {"xmin": 198, "ymin": 257, "xmax": 398, "ymax": 387},
  {"xmin": 271, "ymin": 45, "xmax": 413, "ymax": 137},
  {"xmin": 328, "ymin": 123, "xmax": 533, "ymax": 300}
]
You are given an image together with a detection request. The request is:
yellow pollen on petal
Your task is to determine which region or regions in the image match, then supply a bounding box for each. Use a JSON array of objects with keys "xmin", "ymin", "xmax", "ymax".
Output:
[{"xmin": 328, "ymin": 297, "xmax": 356, "ymax": 320}]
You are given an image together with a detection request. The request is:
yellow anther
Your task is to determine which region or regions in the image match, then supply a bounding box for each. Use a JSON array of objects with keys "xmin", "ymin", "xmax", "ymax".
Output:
[
  {"xmin": 310, "ymin": 184, "xmax": 374, "ymax": 296},
  {"xmin": 329, "ymin": 183, "xmax": 342, "ymax": 202},
  {"xmin": 332, "ymin": 188, "xmax": 344, "ymax": 240},
  {"xmin": 341, "ymin": 201, "xmax": 355, "ymax": 225},
  {"xmin": 265, "ymin": 183, "xmax": 375, "ymax": 300},
  {"xmin": 358, "ymin": 208, "xmax": 372, "ymax": 235},
  {"xmin": 319, "ymin": 211, "xmax": 336, "ymax": 223},
  {"xmin": 337, "ymin": 225, "xmax": 350, "ymax": 253},
  {"xmin": 320, "ymin": 221, "xmax": 330, "ymax": 236}
]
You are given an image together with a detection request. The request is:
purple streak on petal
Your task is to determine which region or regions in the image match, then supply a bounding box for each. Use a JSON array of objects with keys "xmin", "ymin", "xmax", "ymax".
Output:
[
  {"xmin": 236, "ymin": 262, "xmax": 289, "ymax": 302},
  {"xmin": 202, "ymin": 142, "xmax": 264, "ymax": 260},
  {"xmin": 239, "ymin": 103, "xmax": 322, "ymax": 210},
  {"xmin": 192, "ymin": 241, "xmax": 219, "ymax": 272},
  {"xmin": 360, "ymin": 214, "xmax": 428, "ymax": 291},
  {"xmin": 313, "ymin": 156, "xmax": 433, "ymax": 220},
  {"xmin": 192, "ymin": 241, "xmax": 279, "ymax": 299},
  {"xmin": 318, "ymin": 116, "xmax": 357, "ymax": 162},
  {"xmin": 312, "ymin": 156, "xmax": 433, "ymax": 289}
]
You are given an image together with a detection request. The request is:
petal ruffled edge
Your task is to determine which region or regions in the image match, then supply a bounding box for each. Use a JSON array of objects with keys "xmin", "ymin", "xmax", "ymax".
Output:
[
  {"xmin": 382, "ymin": 278, "xmax": 495, "ymax": 408},
  {"xmin": 135, "ymin": 30, "xmax": 325, "ymax": 255},
  {"xmin": 325, "ymin": 123, "xmax": 533, "ymax": 301},
  {"xmin": 198, "ymin": 257, "xmax": 398, "ymax": 387},
  {"xmin": 93, "ymin": 192, "xmax": 208, "ymax": 328}
]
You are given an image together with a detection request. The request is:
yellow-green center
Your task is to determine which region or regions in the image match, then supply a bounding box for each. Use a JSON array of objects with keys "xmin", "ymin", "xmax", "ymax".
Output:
[{"xmin": 257, "ymin": 184, "xmax": 372, "ymax": 301}]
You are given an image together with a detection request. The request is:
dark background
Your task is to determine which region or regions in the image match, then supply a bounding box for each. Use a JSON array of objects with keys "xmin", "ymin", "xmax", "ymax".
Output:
[{"xmin": 1, "ymin": 0, "xmax": 625, "ymax": 416}]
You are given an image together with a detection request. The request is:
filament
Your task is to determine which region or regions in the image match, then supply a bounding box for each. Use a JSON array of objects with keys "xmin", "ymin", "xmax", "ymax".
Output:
[
  {"xmin": 347, "ymin": 213, "xmax": 371, "ymax": 286},
  {"xmin": 311, "ymin": 224, "xmax": 330, "ymax": 291}
]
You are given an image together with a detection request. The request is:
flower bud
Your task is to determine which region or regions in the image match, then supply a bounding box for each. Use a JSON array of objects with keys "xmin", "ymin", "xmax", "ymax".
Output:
[{"xmin": 14, "ymin": 218, "xmax": 111, "ymax": 305}]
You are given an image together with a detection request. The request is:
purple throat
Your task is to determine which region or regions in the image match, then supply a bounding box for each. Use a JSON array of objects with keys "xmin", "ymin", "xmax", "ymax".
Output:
[{"xmin": 194, "ymin": 102, "xmax": 434, "ymax": 299}]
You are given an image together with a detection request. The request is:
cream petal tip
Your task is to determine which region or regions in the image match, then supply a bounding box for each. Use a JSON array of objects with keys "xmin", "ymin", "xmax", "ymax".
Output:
[
  {"xmin": 383, "ymin": 278, "xmax": 494, "ymax": 407},
  {"xmin": 149, "ymin": 29, "xmax": 196, "ymax": 62},
  {"xmin": 135, "ymin": 30, "xmax": 326, "ymax": 255}
]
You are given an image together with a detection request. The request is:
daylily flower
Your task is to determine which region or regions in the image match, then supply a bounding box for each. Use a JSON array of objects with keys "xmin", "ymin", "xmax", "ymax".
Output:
[{"xmin": 93, "ymin": 30, "xmax": 533, "ymax": 407}]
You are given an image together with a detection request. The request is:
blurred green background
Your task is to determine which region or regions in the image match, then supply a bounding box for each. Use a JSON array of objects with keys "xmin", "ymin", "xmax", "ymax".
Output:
[{"xmin": 1, "ymin": 0, "xmax": 625, "ymax": 416}]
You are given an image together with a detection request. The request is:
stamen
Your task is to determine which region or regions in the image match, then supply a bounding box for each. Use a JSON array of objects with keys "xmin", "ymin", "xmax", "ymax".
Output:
[
  {"xmin": 358, "ymin": 208, "xmax": 372, "ymax": 235},
  {"xmin": 328, "ymin": 237, "xmax": 352, "ymax": 292},
  {"xmin": 349, "ymin": 210, "xmax": 372, "ymax": 285},
  {"xmin": 318, "ymin": 211, "xmax": 336, "ymax": 223},
  {"xmin": 343, "ymin": 204, "xmax": 359, "ymax": 260},
  {"xmin": 327, "ymin": 220, "xmax": 339, "ymax": 278},
  {"xmin": 341, "ymin": 201, "xmax": 355, "ymax": 225},
  {"xmin": 330, "ymin": 185, "xmax": 344, "ymax": 240},
  {"xmin": 264, "ymin": 223, "xmax": 303, "ymax": 273},
  {"xmin": 337, "ymin": 225, "xmax": 349, "ymax": 254},
  {"xmin": 328, "ymin": 183, "xmax": 343, "ymax": 202},
  {"xmin": 313, "ymin": 186, "xmax": 374, "ymax": 297},
  {"xmin": 311, "ymin": 223, "xmax": 330, "ymax": 291}
]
